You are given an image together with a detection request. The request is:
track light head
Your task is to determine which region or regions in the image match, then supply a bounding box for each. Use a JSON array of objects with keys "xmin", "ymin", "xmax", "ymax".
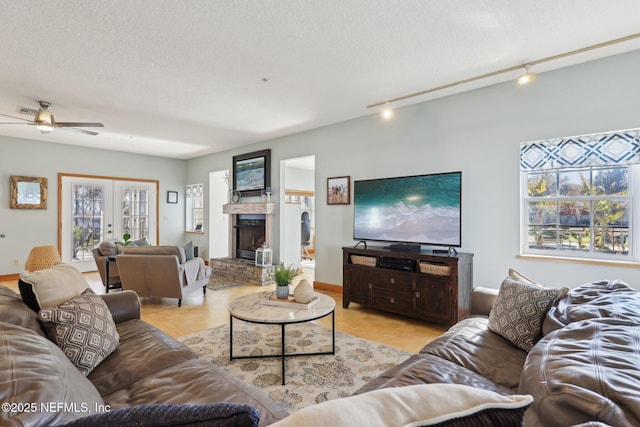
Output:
[
  {"xmin": 381, "ymin": 104, "xmax": 393, "ymax": 119},
  {"xmin": 518, "ymin": 68, "xmax": 537, "ymax": 85}
]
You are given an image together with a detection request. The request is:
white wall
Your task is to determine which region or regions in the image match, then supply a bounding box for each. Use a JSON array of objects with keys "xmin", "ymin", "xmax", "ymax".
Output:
[
  {"xmin": 187, "ymin": 49, "xmax": 640, "ymax": 290},
  {"xmin": 0, "ymin": 136, "xmax": 186, "ymax": 275}
]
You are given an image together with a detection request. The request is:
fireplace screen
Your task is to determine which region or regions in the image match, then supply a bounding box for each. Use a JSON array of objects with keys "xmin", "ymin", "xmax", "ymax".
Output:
[{"xmin": 235, "ymin": 215, "xmax": 266, "ymax": 260}]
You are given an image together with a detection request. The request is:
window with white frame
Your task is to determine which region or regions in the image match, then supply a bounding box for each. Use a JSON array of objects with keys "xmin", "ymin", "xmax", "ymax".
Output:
[
  {"xmin": 520, "ymin": 128, "xmax": 640, "ymax": 262},
  {"xmin": 186, "ymin": 183, "xmax": 204, "ymax": 232}
]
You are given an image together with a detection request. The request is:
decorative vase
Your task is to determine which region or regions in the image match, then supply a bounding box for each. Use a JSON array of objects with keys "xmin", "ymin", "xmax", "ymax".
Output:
[
  {"xmin": 294, "ymin": 279, "xmax": 314, "ymax": 303},
  {"xmin": 276, "ymin": 285, "xmax": 289, "ymax": 299}
]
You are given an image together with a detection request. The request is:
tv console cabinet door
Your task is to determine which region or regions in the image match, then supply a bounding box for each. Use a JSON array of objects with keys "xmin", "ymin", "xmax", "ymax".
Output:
[
  {"xmin": 343, "ymin": 265, "xmax": 373, "ymax": 308},
  {"xmin": 415, "ymin": 275, "xmax": 452, "ymax": 323}
]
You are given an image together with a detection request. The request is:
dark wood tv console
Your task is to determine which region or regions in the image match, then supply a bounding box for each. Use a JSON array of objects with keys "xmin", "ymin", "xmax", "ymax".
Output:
[{"xmin": 342, "ymin": 246, "xmax": 473, "ymax": 325}]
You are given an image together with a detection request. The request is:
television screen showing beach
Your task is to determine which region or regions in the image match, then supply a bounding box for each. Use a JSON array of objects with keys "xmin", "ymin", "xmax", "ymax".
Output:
[{"xmin": 354, "ymin": 172, "xmax": 461, "ymax": 246}]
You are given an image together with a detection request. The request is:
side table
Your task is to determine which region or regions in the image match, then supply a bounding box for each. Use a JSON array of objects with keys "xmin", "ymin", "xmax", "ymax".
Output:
[{"xmin": 104, "ymin": 256, "xmax": 121, "ymax": 293}]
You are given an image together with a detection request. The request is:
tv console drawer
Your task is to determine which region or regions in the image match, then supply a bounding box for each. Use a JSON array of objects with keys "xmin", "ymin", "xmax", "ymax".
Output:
[
  {"xmin": 372, "ymin": 287, "xmax": 413, "ymax": 314},
  {"xmin": 374, "ymin": 271, "xmax": 412, "ymax": 290}
]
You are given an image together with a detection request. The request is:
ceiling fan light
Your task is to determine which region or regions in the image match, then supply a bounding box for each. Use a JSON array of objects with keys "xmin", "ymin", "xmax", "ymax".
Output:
[
  {"xmin": 34, "ymin": 108, "xmax": 54, "ymax": 133},
  {"xmin": 36, "ymin": 124, "xmax": 53, "ymax": 133}
]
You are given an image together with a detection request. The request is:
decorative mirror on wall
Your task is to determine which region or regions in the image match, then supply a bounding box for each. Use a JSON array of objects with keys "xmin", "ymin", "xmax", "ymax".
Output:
[{"xmin": 10, "ymin": 176, "xmax": 48, "ymax": 209}]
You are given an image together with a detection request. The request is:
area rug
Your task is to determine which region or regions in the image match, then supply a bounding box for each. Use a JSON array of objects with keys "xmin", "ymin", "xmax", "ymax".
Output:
[
  {"xmin": 206, "ymin": 276, "xmax": 245, "ymax": 291},
  {"xmin": 178, "ymin": 322, "xmax": 411, "ymax": 412}
]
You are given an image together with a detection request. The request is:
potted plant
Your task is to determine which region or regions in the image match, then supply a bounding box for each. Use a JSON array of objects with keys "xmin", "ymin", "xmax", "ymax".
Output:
[{"xmin": 273, "ymin": 263, "xmax": 300, "ymax": 299}]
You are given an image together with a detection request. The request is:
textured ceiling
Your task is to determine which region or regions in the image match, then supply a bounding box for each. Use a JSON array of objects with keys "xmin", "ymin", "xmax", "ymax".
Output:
[{"xmin": 1, "ymin": 1, "xmax": 640, "ymax": 159}]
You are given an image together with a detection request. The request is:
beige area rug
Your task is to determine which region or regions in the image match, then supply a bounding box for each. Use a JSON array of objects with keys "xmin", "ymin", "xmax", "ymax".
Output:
[
  {"xmin": 206, "ymin": 276, "xmax": 244, "ymax": 291},
  {"xmin": 178, "ymin": 322, "xmax": 411, "ymax": 412}
]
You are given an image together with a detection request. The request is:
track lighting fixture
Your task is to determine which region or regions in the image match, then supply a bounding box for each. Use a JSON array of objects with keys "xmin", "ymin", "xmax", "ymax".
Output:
[
  {"xmin": 517, "ymin": 67, "xmax": 536, "ymax": 85},
  {"xmin": 367, "ymin": 32, "xmax": 640, "ymax": 109}
]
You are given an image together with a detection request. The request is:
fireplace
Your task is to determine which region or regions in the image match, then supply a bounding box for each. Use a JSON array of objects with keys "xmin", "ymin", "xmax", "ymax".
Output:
[
  {"xmin": 234, "ymin": 214, "xmax": 266, "ymax": 260},
  {"xmin": 215, "ymin": 202, "xmax": 276, "ymax": 285}
]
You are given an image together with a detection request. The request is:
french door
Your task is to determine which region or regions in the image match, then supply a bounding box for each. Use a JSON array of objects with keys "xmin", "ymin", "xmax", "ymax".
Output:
[{"xmin": 60, "ymin": 175, "xmax": 158, "ymax": 272}]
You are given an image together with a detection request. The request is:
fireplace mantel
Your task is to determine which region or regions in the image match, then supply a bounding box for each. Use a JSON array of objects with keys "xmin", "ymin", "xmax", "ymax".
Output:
[{"xmin": 223, "ymin": 202, "xmax": 276, "ymax": 215}]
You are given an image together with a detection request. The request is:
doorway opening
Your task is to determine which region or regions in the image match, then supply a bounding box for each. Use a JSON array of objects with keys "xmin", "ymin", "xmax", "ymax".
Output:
[{"xmin": 280, "ymin": 155, "xmax": 315, "ymax": 283}]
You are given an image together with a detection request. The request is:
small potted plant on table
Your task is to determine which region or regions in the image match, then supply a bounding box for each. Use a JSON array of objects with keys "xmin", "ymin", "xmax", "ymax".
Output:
[{"xmin": 273, "ymin": 263, "xmax": 300, "ymax": 299}]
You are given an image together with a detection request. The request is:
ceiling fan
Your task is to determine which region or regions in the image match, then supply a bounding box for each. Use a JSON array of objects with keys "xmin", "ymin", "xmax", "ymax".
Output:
[{"xmin": 0, "ymin": 100, "xmax": 104, "ymax": 136}]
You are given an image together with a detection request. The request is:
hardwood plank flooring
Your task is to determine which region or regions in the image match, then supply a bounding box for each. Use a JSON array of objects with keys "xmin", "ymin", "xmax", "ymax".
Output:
[{"xmin": 1, "ymin": 272, "xmax": 447, "ymax": 354}]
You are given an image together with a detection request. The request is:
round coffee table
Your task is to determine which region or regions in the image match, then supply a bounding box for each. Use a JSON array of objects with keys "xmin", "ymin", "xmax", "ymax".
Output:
[{"xmin": 228, "ymin": 291, "xmax": 336, "ymax": 385}]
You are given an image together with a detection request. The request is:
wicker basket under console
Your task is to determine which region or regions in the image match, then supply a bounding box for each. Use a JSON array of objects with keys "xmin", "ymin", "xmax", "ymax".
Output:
[{"xmin": 418, "ymin": 262, "xmax": 451, "ymax": 276}]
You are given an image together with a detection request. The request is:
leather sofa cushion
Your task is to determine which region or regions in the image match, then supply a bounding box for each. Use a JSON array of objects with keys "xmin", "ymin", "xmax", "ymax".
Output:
[
  {"xmin": 0, "ymin": 285, "xmax": 45, "ymax": 337},
  {"xmin": 544, "ymin": 279, "xmax": 640, "ymax": 335},
  {"xmin": 520, "ymin": 319, "xmax": 640, "ymax": 426},
  {"xmin": 88, "ymin": 319, "xmax": 196, "ymax": 397},
  {"xmin": 0, "ymin": 322, "xmax": 105, "ymax": 426},
  {"xmin": 420, "ymin": 317, "xmax": 527, "ymax": 390},
  {"xmin": 355, "ymin": 354, "xmax": 515, "ymax": 396},
  {"xmin": 101, "ymin": 358, "xmax": 289, "ymax": 426}
]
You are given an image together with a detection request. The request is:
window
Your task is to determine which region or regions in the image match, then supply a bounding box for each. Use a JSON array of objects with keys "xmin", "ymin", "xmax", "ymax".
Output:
[
  {"xmin": 186, "ymin": 183, "xmax": 204, "ymax": 232},
  {"xmin": 522, "ymin": 166, "xmax": 634, "ymax": 260},
  {"xmin": 520, "ymin": 128, "xmax": 640, "ymax": 262}
]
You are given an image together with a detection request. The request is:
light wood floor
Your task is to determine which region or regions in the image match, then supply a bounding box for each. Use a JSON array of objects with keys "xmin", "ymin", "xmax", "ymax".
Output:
[{"xmin": 1, "ymin": 272, "xmax": 447, "ymax": 354}]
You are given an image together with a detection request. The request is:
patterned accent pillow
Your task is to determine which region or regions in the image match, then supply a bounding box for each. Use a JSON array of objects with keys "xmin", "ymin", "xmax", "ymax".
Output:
[
  {"xmin": 488, "ymin": 277, "xmax": 567, "ymax": 352},
  {"xmin": 39, "ymin": 290, "xmax": 119, "ymax": 376}
]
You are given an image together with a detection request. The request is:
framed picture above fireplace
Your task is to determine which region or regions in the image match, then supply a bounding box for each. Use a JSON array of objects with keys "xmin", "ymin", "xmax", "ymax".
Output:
[{"xmin": 233, "ymin": 149, "xmax": 271, "ymax": 197}]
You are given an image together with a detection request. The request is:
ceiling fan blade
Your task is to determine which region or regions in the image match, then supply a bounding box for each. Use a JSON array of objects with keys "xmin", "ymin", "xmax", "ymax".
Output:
[
  {"xmin": 55, "ymin": 122, "xmax": 104, "ymax": 128},
  {"xmin": 58, "ymin": 127, "xmax": 100, "ymax": 136},
  {"xmin": 0, "ymin": 113, "xmax": 32, "ymax": 122}
]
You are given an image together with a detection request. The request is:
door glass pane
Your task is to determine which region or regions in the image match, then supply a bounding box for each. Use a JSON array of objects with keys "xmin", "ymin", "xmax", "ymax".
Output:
[
  {"xmin": 121, "ymin": 186, "xmax": 149, "ymax": 241},
  {"xmin": 71, "ymin": 184, "xmax": 104, "ymax": 261}
]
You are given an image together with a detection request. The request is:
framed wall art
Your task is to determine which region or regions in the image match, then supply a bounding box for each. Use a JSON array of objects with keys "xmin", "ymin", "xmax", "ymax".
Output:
[
  {"xmin": 233, "ymin": 149, "xmax": 271, "ymax": 197},
  {"xmin": 327, "ymin": 176, "xmax": 350, "ymax": 205},
  {"xmin": 167, "ymin": 191, "xmax": 178, "ymax": 204},
  {"xmin": 10, "ymin": 176, "xmax": 48, "ymax": 209}
]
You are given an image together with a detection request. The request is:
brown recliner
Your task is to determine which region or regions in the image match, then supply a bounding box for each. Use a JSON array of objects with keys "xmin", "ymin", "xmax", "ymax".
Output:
[{"xmin": 116, "ymin": 245, "xmax": 211, "ymax": 306}]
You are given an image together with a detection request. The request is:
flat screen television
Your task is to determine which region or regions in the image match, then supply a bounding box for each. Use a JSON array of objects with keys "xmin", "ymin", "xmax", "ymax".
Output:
[{"xmin": 353, "ymin": 171, "xmax": 461, "ymax": 248}]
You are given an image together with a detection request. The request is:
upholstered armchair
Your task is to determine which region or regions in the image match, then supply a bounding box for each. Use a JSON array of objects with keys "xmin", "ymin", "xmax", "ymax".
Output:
[{"xmin": 115, "ymin": 245, "xmax": 211, "ymax": 306}]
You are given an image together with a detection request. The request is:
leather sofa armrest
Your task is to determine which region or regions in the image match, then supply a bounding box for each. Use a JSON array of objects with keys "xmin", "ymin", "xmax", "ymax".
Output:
[
  {"xmin": 100, "ymin": 290, "xmax": 141, "ymax": 323},
  {"xmin": 470, "ymin": 287, "xmax": 498, "ymax": 316}
]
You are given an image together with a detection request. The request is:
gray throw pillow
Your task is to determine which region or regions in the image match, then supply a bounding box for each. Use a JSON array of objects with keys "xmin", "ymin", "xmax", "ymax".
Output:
[
  {"xmin": 39, "ymin": 290, "xmax": 119, "ymax": 376},
  {"xmin": 182, "ymin": 241, "xmax": 195, "ymax": 261},
  {"xmin": 488, "ymin": 277, "xmax": 567, "ymax": 352}
]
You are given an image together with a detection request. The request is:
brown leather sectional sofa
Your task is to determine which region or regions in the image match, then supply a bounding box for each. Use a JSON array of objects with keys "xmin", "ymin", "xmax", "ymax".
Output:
[
  {"xmin": 356, "ymin": 281, "xmax": 640, "ymax": 426},
  {"xmin": 0, "ymin": 285, "xmax": 288, "ymax": 426},
  {"xmin": 3, "ymin": 269, "xmax": 639, "ymax": 426}
]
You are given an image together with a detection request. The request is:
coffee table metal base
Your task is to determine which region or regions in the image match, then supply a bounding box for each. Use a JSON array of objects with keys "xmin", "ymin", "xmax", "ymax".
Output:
[{"xmin": 229, "ymin": 311, "xmax": 335, "ymax": 385}]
